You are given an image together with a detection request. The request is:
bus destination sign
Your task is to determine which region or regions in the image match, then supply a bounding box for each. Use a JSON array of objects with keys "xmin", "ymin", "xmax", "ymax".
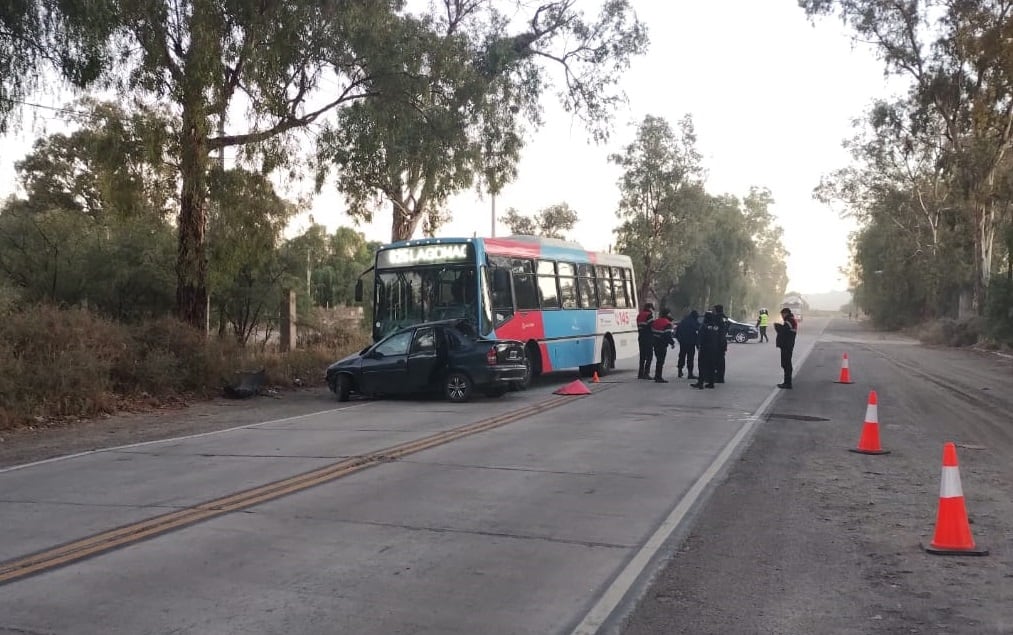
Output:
[{"xmin": 378, "ymin": 243, "xmax": 472, "ymax": 268}]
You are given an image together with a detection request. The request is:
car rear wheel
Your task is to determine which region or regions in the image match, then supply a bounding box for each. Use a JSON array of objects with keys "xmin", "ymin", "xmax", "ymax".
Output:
[
  {"xmin": 734, "ymin": 332, "xmax": 747, "ymax": 344},
  {"xmin": 445, "ymin": 371, "xmax": 473, "ymax": 403}
]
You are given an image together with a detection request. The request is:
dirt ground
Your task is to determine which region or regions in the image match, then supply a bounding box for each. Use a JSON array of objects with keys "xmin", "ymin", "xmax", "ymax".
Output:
[
  {"xmin": 620, "ymin": 319, "xmax": 1013, "ymax": 635},
  {"xmin": 0, "ymin": 388, "xmax": 341, "ymax": 469}
]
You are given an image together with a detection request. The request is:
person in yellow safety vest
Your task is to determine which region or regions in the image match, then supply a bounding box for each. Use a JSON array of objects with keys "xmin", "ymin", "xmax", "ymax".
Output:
[{"xmin": 755, "ymin": 308, "xmax": 770, "ymax": 343}]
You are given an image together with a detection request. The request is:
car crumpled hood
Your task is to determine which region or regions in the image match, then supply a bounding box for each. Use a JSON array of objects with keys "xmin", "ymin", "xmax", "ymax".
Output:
[{"xmin": 326, "ymin": 351, "xmax": 364, "ymax": 373}]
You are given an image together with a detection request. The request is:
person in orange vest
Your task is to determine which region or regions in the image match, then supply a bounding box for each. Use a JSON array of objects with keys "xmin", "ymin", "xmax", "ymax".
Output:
[
  {"xmin": 636, "ymin": 302, "xmax": 655, "ymax": 379},
  {"xmin": 650, "ymin": 308, "xmax": 676, "ymax": 383}
]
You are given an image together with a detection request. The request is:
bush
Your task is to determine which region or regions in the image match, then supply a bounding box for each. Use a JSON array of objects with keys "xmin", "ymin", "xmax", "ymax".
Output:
[
  {"xmin": 916, "ymin": 317, "xmax": 984, "ymax": 347},
  {"xmin": 0, "ymin": 303, "xmax": 370, "ymax": 430},
  {"xmin": 984, "ymin": 278, "xmax": 1013, "ymax": 346}
]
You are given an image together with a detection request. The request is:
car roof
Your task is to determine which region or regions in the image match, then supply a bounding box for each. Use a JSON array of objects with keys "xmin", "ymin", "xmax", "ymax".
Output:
[{"xmin": 388, "ymin": 319, "xmax": 477, "ymax": 336}]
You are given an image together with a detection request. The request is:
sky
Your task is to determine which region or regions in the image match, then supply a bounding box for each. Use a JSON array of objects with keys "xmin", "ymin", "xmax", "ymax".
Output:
[{"xmin": 0, "ymin": 0, "xmax": 909, "ymax": 295}]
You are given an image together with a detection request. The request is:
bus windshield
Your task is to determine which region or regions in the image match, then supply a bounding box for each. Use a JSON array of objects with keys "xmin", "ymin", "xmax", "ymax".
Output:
[{"xmin": 374, "ymin": 265, "xmax": 478, "ymax": 338}]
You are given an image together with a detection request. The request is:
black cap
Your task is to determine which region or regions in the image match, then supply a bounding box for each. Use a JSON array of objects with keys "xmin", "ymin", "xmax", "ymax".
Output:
[
  {"xmin": 661, "ymin": 307, "xmax": 672, "ymax": 317},
  {"xmin": 645, "ymin": 302, "xmax": 654, "ymax": 310}
]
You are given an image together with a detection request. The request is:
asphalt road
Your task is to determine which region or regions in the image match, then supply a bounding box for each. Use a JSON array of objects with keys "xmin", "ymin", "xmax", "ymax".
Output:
[
  {"xmin": 6, "ymin": 318, "xmax": 1009, "ymax": 635},
  {"xmin": 620, "ymin": 318, "xmax": 1013, "ymax": 635},
  {"xmin": 0, "ymin": 321, "xmax": 819, "ymax": 635}
]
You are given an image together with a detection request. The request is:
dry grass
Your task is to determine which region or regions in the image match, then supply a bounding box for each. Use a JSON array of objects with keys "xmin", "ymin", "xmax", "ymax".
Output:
[
  {"xmin": 0, "ymin": 304, "xmax": 369, "ymax": 430},
  {"xmin": 912, "ymin": 317, "xmax": 985, "ymax": 348}
]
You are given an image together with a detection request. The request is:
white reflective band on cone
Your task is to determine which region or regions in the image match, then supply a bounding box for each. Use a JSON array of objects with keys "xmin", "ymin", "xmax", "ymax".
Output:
[
  {"xmin": 842, "ymin": 358, "xmax": 850, "ymax": 368},
  {"xmin": 864, "ymin": 404, "xmax": 878, "ymax": 422},
  {"xmin": 940, "ymin": 466, "xmax": 964, "ymax": 498}
]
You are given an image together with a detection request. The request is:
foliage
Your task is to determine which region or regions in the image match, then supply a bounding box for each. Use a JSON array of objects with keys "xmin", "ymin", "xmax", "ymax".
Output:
[
  {"xmin": 0, "ymin": 0, "xmax": 118, "ymax": 131},
  {"xmin": 207, "ymin": 167, "xmax": 297, "ymax": 345},
  {"xmin": 612, "ymin": 114, "xmax": 707, "ymax": 302},
  {"xmin": 13, "ymin": 0, "xmax": 407, "ymax": 328},
  {"xmin": 502, "ymin": 202, "xmax": 578, "ymax": 239},
  {"xmin": 278, "ymin": 221, "xmax": 379, "ymax": 313},
  {"xmin": 802, "ymin": 0, "xmax": 1013, "ymax": 320},
  {"xmin": 315, "ymin": 0, "xmax": 649, "ymax": 241},
  {"xmin": 0, "ymin": 101, "xmax": 178, "ymax": 321},
  {"xmin": 0, "ymin": 304, "xmax": 369, "ymax": 429},
  {"xmin": 611, "ymin": 115, "xmax": 790, "ymax": 320}
]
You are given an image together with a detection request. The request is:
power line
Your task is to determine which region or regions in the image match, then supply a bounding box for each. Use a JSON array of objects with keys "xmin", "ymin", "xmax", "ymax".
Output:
[{"xmin": 0, "ymin": 96, "xmax": 102, "ymax": 121}]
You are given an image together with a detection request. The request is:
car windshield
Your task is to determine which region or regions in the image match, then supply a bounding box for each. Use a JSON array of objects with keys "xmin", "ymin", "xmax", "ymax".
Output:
[{"xmin": 373, "ymin": 265, "xmax": 478, "ymax": 338}]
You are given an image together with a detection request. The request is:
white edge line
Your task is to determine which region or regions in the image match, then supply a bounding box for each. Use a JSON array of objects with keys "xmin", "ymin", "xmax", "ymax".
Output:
[
  {"xmin": 569, "ymin": 321, "xmax": 827, "ymax": 635},
  {"xmin": 0, "ymin": 402, "xmax": 372, "ymax": 474}
]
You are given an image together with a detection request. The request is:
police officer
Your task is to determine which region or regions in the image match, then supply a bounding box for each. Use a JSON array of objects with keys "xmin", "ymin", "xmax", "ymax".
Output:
[
  {"xmin": 713, "ymin": 304, "xmax": 730, "ymax": 383},
  {"xmin": 676, "ymin": 309, "xmax": 699, "ymax": 379},
  {"xmin": 650, "ymin": 308, "xmax": 676, "ymax": 383},
  {"xmin": 756, "ymin": 308, "xmax": 769, "ymax": 343},
  {"xmin": 774, "ymin": 307, "xmax": 798, "ymax": 389},
  {"xmin": 636, "ymin": 302, "xmax": 655, "ymax": 379},
  {"xmin": 692, "ymin": 310, "xmax": 722, "ymax": 389}
]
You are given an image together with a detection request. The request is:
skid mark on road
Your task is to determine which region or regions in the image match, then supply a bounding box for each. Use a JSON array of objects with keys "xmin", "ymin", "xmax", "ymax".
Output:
[
  {"xmin": 0, "ymin": 389, "xmax": 613, "ymax": 587},
  {"xmin": 293, "ymin": 516, "xmax": 634, "ymax": 550},
  {"xmin": 398, "ymin": 459, "xmax": 647, "ymax": 479}
]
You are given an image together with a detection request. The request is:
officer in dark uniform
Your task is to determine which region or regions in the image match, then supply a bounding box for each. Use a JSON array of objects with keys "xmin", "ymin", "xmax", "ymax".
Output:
[
  {"xmin": 713, "ymin": 304, "xmax": 730, "ymax": 383},
  {"xmin": 692, "ymin": 310, "xmax": 722, "ymax": 389},
  {"xmin": 650, "ymin": 308, "xmax": 676, "ymax": 383},
  {"xmin": 676, "ymin": 309, "xmax": 699, "ymax": 379},
  {"xmin": 774, "ymin": 307, "xmax": 798, "ymax": 388},
  {"xmin": 636, "ymin": 302, "xmax": 655, "ymax": 379}
]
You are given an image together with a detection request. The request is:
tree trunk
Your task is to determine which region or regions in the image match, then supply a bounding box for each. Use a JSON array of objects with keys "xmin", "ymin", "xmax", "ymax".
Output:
[
  {"xmin": 176, "ymin": 102, "xmax": 210, "ymax": 329},
  {"xmin": 390, "ymin": 201, "xmax": 423, "ymax": 242}
]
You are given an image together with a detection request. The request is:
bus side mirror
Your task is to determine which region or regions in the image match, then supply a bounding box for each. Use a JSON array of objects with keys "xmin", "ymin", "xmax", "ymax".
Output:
[
  {"xmin": 492, "ymin": 268, "xmax": 510, "ymax": 293},
  {"xmin": 354, "ymin": 279, "xmax": 363, "ymax": 303}
]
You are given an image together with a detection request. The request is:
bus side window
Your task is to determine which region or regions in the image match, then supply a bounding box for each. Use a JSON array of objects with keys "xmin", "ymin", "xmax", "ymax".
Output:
[
  {"xmin": 557, "ymin": 262, "xmax": 578, "ymax": 309},
  {"xmin": 511, "ymin": 258, "xmax": 539, "ymax": 311},
  {"xmin": 596, "ymin": 265, "xmax": 614, "ymax": 308},
  {"xmin": 536, "ymin": 260, "xmax": 560, "ymax": 309},
  {"xmin": 577, "ymin": 263, "xmax": 597, "ymax": 308},
  {"xmin": 624, "ymin": 267, "xmax": 637, "ymax": 308},
  {"xmin": 612, "ymin": 268, "xmax": 629, "ymax": 308},
  {"xmin": 486, "ymin": 266, "xmax": 515, "ymax": 327}
]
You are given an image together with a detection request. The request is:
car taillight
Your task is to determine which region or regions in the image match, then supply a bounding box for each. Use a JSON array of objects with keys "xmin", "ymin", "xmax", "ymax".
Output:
[{"xmin": 486, "ymin": 347, "xmax": 497, "ymax": 365}]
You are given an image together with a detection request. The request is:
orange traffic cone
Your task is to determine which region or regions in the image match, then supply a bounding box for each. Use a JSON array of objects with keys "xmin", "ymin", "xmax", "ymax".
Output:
[
  {"xmin": 848, "ymin": 390, "xmax": 890, "ymax": 455},
  {"xmin": 591, "ymin": 371, "xmax": 600, "ymax": 384},
  {"xmin": 924, "ymin": 442, "xmax": 988, "ymax": 556},
  {"xmin": 834, "ymin": 353, "xmax": 853, "ymax": 384},
  {"xmin": 554, "ymin": 380, "xmax": 591, "ymax": 396}
]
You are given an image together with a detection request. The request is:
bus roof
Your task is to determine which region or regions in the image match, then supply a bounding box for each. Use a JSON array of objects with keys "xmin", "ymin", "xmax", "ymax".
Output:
[{"xmin": 378, "ymin": 235, "xmax": 631, "ymax": 267}]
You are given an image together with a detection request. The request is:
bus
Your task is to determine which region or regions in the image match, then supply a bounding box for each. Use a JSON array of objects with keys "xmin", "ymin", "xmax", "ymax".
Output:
[{"xmin": 354, "ymin": 235, "xmax": 640, "ymax": 383}]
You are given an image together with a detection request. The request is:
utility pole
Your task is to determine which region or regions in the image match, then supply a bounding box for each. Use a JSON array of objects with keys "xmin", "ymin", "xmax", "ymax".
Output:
[{"xmin": 491, "ymin": 191, "xmax": 496, "ymax": 237}]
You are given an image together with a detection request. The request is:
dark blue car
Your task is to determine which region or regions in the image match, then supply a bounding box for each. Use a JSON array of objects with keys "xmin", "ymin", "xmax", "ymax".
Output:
[{"xmin": 325, "ymin": 319, "xmax": 528, "ymax": 403}]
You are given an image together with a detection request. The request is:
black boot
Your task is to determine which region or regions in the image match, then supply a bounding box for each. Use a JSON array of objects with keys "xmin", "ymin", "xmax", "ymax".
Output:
[{"xmin": 678, "ymin": 368, "xmax": 683, "ymax": 378}]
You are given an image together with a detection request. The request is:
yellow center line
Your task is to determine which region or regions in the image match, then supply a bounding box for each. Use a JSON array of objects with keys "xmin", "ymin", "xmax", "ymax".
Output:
[{"xmin": 0, "ymin": 388, "xmax": 606, "ymax": 585}]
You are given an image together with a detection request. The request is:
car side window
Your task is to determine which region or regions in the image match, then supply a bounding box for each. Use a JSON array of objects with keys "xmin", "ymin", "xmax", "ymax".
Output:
[
  {"xmin": 374, "ymin": 330, "xmax": 413, "ymax": 357},
  {"xmin": 411, "ymin": 327, "xmax": 436, "ymax": 354}
]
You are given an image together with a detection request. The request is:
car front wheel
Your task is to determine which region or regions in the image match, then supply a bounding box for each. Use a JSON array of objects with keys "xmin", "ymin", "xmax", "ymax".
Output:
[
  {"xmin": 334, "ymin": 374, "xmax": 352, "ymax": 401},
  {"xmin": 734, "ymin": 332, "xmax": 748, "ymax": 344},
  {"xmin": 445, "ymin": 371, "xmax": 473, "ymax": 403}
]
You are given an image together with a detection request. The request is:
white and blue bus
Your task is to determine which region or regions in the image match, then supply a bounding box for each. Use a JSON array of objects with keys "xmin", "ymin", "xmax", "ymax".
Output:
[{"xmin": 355, "ymin": 235, "xmax": 640, "ymax": 380}]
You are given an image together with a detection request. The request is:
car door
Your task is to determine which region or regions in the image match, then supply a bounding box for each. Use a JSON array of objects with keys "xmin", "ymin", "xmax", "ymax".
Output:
[
  {"xmin": 358, "ymin": 329, "xmax": 413, "ymax": 394},
  {"xmin": 406, "ymin": 326, "xmax": 443, "ymax": 391}
]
